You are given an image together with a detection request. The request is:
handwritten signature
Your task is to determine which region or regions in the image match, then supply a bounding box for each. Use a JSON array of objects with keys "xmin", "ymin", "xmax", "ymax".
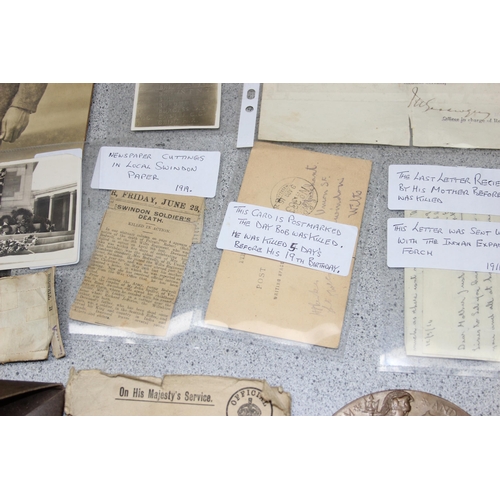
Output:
[{"xmin": 408, "ymin": 86, "xmax": 491, "ymax": 120}]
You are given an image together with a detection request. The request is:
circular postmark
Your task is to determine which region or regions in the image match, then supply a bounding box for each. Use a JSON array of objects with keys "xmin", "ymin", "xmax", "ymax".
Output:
[
  {"xmin": 226, "ymin": 387, "xmax": 273, "ymax": 416},
  {"xmin": 270, "ymin": 177, "xmax": 318, "ymax": 215}
]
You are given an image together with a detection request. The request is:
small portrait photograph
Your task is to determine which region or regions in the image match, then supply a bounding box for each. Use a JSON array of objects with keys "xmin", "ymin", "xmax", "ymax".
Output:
[
  {"xmin": 132, "ymin": 83, "xmax": 221, "ymax": 130},
  {"xmin": 0, "ymin": 83, "xmax": 93, "ymax": 151},
  {"xmin": 0, "ymin": 153, "xmax": 81, "ymax": 270}
]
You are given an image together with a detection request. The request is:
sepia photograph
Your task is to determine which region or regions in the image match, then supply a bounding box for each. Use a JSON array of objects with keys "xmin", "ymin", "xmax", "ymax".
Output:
[
  {"xmin": 0, "ymin": 153, "xmax": 81, "ymax": 270},
  {"xmin": 132, "ymin": 83, "xmax": 221, "ymax": 130},
  {"xmin": 0, "ymin": 83, "xmax": 93, "ymax": 152}
]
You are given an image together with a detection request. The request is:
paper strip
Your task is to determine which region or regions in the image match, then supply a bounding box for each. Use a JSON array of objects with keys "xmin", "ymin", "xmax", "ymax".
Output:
[
  {"xmin": 91, "ymin": 147, "xmax": 221, "ymax": 198},
  {"xmin": 388, "ymin": 164, "xmax": 500, "ymax": 215},
  {"xmin": 388, "ymin": 217, "xmax": 500, "ymax": 273},
  {"xmin": 217, "ymin": 202, "xmax": 358, "ymax": 276},
  {"xmin": 237, "ymin": 84, "xmax": 261, "ymax": 148}
]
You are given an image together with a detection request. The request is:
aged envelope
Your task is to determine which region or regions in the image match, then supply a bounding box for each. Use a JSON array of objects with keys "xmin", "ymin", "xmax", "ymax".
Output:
[
  {"xmin": 205, "ymin": 141, "xmax": 372, "ymax": 348},
  {"xmin": 70, "ymin": 191, "xmax": 202, "ymax": 336},
  {"xmin": 258, "ymin": 83, "xmax": 500, "ymax": 149},
  {"xmin": 64, "ymin": 369, "xmax": 291, "ymax": 416},
  {"xmin": 405, "ymin": 211, "xmax": 500, "ymax": 361},
  {"xmin": 0, "ymin": 267, "xmax": 64, "ymax": 363}
]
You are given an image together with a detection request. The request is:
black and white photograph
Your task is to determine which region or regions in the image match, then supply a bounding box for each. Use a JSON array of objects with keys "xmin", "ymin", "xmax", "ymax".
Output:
[
  {"xmin": 0, "ymin": 83, "xmax": 93, "ymax": 153},
  {"xmin": 0, "ymin": 153, "xmax": 81, "ymax": 270},
  {"xmin": 131, "ymin": 83, "xmax": 221, "ymax": 130}
]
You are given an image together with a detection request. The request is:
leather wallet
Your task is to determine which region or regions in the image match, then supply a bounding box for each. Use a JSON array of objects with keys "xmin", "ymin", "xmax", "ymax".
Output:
[{"xmin": 0, "ymin": 379, "xmax": 65, "ymax": 416}]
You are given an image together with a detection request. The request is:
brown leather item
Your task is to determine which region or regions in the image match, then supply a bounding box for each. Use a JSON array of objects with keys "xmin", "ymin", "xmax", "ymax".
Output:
[{"xmin": 0, "ymin": 379, "xmax": 64, "ymax": 416}]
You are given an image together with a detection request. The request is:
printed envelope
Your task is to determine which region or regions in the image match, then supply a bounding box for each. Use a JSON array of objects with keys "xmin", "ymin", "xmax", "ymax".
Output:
[
  {"xmin": 64, "ymin": 369, "xmax": 291, "ymax": 416},
  {"xmin": 205, "ymin": 141, "xmax": 372, "ymax": 348}
]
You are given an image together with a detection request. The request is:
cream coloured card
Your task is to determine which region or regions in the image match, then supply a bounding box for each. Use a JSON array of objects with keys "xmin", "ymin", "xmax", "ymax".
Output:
[{"xmin": 205, "ymin": 142, "xmax": 372, "ymax": 348}]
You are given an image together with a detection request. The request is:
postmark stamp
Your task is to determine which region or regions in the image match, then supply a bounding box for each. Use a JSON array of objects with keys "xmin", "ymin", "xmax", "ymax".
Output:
[
  {"xmin": 270, "ymin": 177, "xmax": 318, "ymax": 215},
  {"xmin": 226, "ymin": 386, "xmax": 274, "ymax": 416}
]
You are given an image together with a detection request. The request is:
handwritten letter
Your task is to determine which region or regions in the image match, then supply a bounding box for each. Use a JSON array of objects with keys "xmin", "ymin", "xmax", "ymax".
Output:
[
  {"xmin": 259, "ymin": 84, "xmax": 500, "ymax": 149},
  {"xmin": 404, "ymin": 211, "xmax": 500, "ymax": 361}
]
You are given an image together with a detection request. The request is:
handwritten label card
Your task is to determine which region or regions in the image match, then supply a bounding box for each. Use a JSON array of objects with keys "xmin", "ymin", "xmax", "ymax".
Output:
[
  {"xmin": 217, "ymin": 202, "xmax": 358, "ymax": 276},
  {"xmin": 388, "ymin": 217, "xmax": 500, "ymax": 273},
  {"xmin": 388, "ymin": 164, "xmax": 500, "ymax": 215},
  {"xmin": 91, "ymin": 147, "xmax": 221, "ymax": 197}
]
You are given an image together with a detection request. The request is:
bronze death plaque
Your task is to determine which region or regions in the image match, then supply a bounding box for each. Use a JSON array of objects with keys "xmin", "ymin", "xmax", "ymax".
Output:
[{"xmin": 334, "ymin": 390, "xmax": 469, "ymax": 416}]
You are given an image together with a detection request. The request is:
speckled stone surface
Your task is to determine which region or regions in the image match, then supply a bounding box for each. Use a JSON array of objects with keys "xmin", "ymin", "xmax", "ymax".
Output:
[{"xmin": 2, "ymin": 83, "xmax": 500, "ymax": 416}]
